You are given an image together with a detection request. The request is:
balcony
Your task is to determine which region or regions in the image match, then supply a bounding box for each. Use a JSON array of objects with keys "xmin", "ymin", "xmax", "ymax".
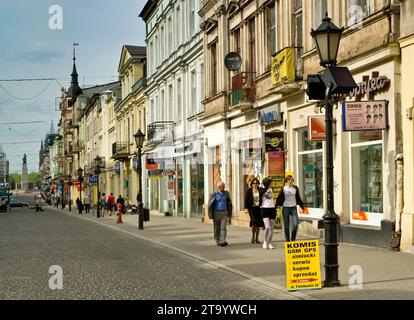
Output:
[
  {"xmin": 112, "ymin": 142, "xmax": 129, "ymax": 161},
  {"xmin": 230, "ymin": 72, "xmax": 256, "ymax": 107},
  {"xmin": 72, "ymin": 141, "xmax": 85, "ymax": 154},
  {"xmin": 132, "ymin": 77, "xmax": 146, "ymax": 93},
  {"xmin": 147, "ymin": 121, "xmax": 174, "ymax": 144}
]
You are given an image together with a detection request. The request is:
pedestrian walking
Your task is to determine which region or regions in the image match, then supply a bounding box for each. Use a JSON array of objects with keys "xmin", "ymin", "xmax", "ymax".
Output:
[
  {"xmin": 116, "ymin": 202, "xmax": 123, "ymax": 224},
  {"xmin": 276, "ymin": 175, "xmax": 305, "ymax": 242},
  {"xmin": 107, "ymin": 193, "xmax": 115, "ymax": 216},
  {"xmin": 99, "ymin": 193, "xmax": 106, "ymax": 218},
  {"xmin": 76, "ymin": 197, "xmax": 83, "ymax": 214},
  {"xmin": 84, "ymin": 194, "xmax": 90, "ymax": 213},
  {"xmin": 260, "ymin": 178, "xmax": 276, "ymax": 250},
  {"xmin": 244, "ymin": 178, "xmax": 265, "ymax": 244},
  {"xmin": 116, "ymin": 195, "xmax": 125, "ymax": 214},
  {"xmin": 208, "ymin": 181, "xmax": 233, "ymax": 247}
]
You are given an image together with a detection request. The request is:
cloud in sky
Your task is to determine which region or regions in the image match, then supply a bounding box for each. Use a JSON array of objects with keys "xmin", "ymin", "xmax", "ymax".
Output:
[{"xmin": 0, "ymin": 0, "xmax": 147, "ymax": 173}]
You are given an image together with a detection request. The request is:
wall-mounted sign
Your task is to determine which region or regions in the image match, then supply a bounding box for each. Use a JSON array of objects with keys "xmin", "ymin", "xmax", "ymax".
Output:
[
  {"xmin": 146, "ymin": 158, "xmax": 159, "ymax": 170},
  {"xmin": 308, "ymin": 116, "xmax": 326, "ymax": 141},
  {"xmin": 132, "ymin": 156, "xmax": 140, "ymax": 172},
  {"xmin": 224, "ymin": 52, "xmax": 242, "ymax": 71},
  {"xmin": 265, "ymin": 132, "xmax": 285, "ymax": 152},
  {"xmin": 114, "ymin": 162, "xmax": 121, "ymax": 174},
  {"xmin": 343, "ymin": 100, "xmax": 388, "ymax": 132},
  {"xmin": 348, "ymin": 73, "xmax": 391, "ymax": 100},
  {"xmin": 271, "ymin": 47, "xmax": 295, "ymax": 86},
  {"xmin": 258, "ymin": 104, "xmax": 282, "ymax": 125},
  {"xmin": 88, "ymin": 176, "xmax": 98, "ymax": 185},
  {"xmin": 243, "ymin": 148, "xmax": 262, "ymax": 162}
]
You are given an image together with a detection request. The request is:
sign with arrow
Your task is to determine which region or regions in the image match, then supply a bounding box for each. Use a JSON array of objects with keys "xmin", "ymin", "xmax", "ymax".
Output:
[{"xmin": 284, "ymin": 239, "xmax": 322, "ymax": 291}]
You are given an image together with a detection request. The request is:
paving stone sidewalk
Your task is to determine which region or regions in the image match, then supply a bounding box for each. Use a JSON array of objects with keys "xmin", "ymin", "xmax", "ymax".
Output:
[{"xmin": 57, "ymin": 206, "xmax": 414, "ymax": 300}]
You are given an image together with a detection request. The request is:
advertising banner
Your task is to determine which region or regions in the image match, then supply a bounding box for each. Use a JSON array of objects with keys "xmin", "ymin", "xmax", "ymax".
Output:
[
  {"xmin": 285, "ymin": 240, "xmax": 322, "ymax": 291},
  {"xmin": 271, "ymin": 47, "xmax": 295, "ymax": 86},
  {"xmin": 343, "ymin": 100, "xmax": 388, "ymax": 131}
]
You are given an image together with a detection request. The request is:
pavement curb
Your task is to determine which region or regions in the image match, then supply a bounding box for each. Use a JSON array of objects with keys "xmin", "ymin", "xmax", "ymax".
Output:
[{"xmin": 48, "ymin": 206, "xmax": 316, "ymax": 300}]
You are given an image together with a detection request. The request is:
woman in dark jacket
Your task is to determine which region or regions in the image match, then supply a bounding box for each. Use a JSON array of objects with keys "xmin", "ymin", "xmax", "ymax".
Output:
[
  {"xmin": 276, "ymin": 175, "xmax": 305, "ymax": 242},
  {"xmin": 244, "ymin": 178, "xmax": 265, "ymax": 244}
]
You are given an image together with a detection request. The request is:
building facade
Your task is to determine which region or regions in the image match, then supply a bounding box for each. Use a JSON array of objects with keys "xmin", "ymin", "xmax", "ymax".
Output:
[
  {"xmin": 200, "ymin": 0, "xmax": 402, "ymax": 248},
  {"xmin": 112, "ymin": 45, "xmax": 147, "ymax": 204},
  {"xmin": 140, "ymin": 0, "xmax": 205, "ymax": 218},
  {"xmin": 399, "ymin": 0, "xmax": 414, "ymax": 252}
]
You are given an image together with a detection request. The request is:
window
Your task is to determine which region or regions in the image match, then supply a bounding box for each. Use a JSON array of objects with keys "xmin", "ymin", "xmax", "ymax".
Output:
[
  {"xmin": 160, "ymin": 90, "xmax": 164, "ymax": 121},
  {"xmin": 348, "ymin": 0, "xmax": 373, "ymax": 25},
  {"xmin": 295, "ymin": 0, "xmax": 303, "ymax": 79},
  {"xmin": 199, "ymin": 64, "xmax": 204, "ymax": 113},
  {"xmin": 176, "ymin": 6, "xmax": 181, "ymax": 46},
  {"xmin": 249, "ymin": 18, "xmax": 256, "ymax": 74},
  {"xmin": 350, "ymin": 131, "xmax": 383, "ymax": 226},
  {"xmin": 211, "ymin": 43, "xmax": 217, "ymax": 95},
  {"xmin": 234, "ymin": 28, "xmax": 241, "ymax": 53},
  {"xmin": 168, "ymin": 84, "xmax": 173, "ymax": 121},
  {"xmin": 191, "ymin": 70, "xmax": 196, "ymax": 116},
  {"xmin": 267, "ymin": 4, "xmax": 277, "ymax": 56},
  {"xmin": 177, "ymin": 78, "xmax": 182, "ymax": 121},
  {"xmin": 297, "ymin": 128, "xmax": 324, "ymax": 209},
  {"xmin": 168, "ymin": 17, "xmax": 172, "ymax": 54},
  {"xmin": 189, "ymin": 0, "xmax": 195, "ymax": 37},
  {"xmin": 160, "ymin": 26, "xmax": 164, "ymax": 62},
  {"xmin": 314, "ymin": 0, "xmax": 328, "ymax": 27}
]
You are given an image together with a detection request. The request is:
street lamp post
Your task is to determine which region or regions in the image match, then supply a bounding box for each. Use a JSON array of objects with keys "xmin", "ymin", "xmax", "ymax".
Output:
[
  {"xmin": 94, "ymin": 155, "xmax": 102, "ymax": 219},
  {"xmin": 68, "ymin": 175, "xmax": 72, "ymax": 211},
  {"xmin": 77, "ymin": 167, "xmax": 83, "ymax": 214},
  {"xmin": 134, "ymin": 129, "xmax": 145, "ymax": 230},
  {"xmin": 309, "ymin": 14, "xmax": 356, "ymax": 287}
]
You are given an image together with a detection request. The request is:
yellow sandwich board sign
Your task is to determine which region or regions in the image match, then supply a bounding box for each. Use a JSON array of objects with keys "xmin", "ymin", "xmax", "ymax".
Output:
[{"xmin": 285, "ymin": 239, "xmax": 322, "ymax": 291}]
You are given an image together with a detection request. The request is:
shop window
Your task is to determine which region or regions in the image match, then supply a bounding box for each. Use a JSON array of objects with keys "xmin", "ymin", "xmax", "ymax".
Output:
[
  {"xmin": 297, "ymin": 128, "xmax": 323, "ymax": 209},
  {"xmin": 238, "ymin": 139, "xmax": 262, "ymax": 210},
  {"xmin": 350, "ymin": 132, "xmax": 383, "ymax": 218}
]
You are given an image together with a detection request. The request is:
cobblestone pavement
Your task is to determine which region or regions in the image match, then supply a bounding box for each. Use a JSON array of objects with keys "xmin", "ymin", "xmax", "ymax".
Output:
[{"xmin": 0, "ymin": 200, "xmax": 297, "ymax": 300}]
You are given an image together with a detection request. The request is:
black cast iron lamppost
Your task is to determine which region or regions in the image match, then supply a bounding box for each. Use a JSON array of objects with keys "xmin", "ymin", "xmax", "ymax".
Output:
[
  {"xmin": 77, "ymin": 167, "xmax": 83, "ymax": 214},
  {"xmin": 94, "ymin": 155, "xmax": 102, "ymax": 219},
  {"xmin": 308, "ymin": 14, "xmax": 357, "ymax": 288},
  {"xmin": 68, "ymin": 175, "xmax": 72, "ymax": 211},
  {"xmin": 134, "ymin": 129, "xmax": 145, "ymax": 230}
]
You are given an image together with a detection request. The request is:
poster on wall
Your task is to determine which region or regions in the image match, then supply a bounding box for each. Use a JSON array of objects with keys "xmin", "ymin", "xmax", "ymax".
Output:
[
  {"xmin": 342, "ymin": 100, "xmax": 388, "ymax": 131},
  {"xmin": 308, "ymin": 116, "xmax": 326, "ymax": 141},
  {"xmin": 268, "ymin": 151, "xmax": 285, "ymax": 229},
  {"xmin": 265, "ymin": 132, "xmax": 285, "ymax": 152}
]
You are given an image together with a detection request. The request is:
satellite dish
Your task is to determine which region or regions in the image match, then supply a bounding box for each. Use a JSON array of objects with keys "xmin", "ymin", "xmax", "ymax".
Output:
[{"xmin": 224, "ymin": 52, "xmax": 242, "ymax": 71}]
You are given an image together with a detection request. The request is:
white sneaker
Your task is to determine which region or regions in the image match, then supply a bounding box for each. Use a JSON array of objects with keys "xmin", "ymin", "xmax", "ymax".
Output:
[
  {"xmin": 268, "ymin": 243, "xmax": 275, "ymax": 249},
  {"xmin": 263, "ymin": 241, "xmax": 268, "ymax": 249}
]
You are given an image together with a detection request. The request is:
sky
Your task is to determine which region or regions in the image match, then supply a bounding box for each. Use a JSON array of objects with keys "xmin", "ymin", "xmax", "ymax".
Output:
[{"xmin": 0, "ymin": 0, "xmax": 147, "ymax": 173}]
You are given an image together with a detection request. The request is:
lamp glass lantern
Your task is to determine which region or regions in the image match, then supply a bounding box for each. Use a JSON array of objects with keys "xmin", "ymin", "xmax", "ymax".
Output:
[
  {"xmin": 134, "ymin": 129, "xmax": 145, "ymax": 148},
  {"xmin": 311, "ymin": 14, "xmax": 343, "ymax": 67},
  {"xmin": 77, "ymin": 167, "xmax": 83, "ymax": 178},
  {"xmin": 94, "ymin": 155, "xmax": 102, "ymax": 169}
]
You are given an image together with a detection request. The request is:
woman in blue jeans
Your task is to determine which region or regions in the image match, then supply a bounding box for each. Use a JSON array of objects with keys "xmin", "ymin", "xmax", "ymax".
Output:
[{"xmin": 276, "ymin": 175, "xmax": 305, "ymax": 242}]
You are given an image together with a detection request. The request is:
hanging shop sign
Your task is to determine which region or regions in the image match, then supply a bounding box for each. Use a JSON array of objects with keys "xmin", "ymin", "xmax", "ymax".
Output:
[
  {"xmin": 348, "ymin": 73, "xmax": 391, "ymax": 100},
  {"xmin": 258, "ymin": 104, "xmax": 282, "ymax": 125},
  {"xmin": 265, "ymin": 132, "xmax": 285, "ymax": 152},
  {"xmin": 114, "ymin": 162, "xmax": 121, "ymax": 174},
  {"xmin": 285, "ymin": 239, "xmax": 322, "ymax": 291},
  {"xmin": 146, "ymin": 157, "xmax": 160, "ymax": 170},
  {"xmin": 148, "ymin": 169, "xmax": 176, "ymax": 179},
  {"xmin": 308, "ymin": 116, "xmax": 326, "ymax": 141},
  {"xmin": 271, "ymin": 47, "xmax": 295, "ymax": 86},
  {"xmin": 132, "ymin": 156, "xmax": 140, "ymax": 172},
  {"xmin": 342, "ymin": 100, "xmax": 388, "ymax": 132}
]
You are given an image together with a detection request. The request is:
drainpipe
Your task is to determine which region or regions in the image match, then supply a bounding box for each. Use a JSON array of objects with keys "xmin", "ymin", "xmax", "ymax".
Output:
[{"xmin": 391, "ymin": 153, "xmax": 404, "ymax": 251}]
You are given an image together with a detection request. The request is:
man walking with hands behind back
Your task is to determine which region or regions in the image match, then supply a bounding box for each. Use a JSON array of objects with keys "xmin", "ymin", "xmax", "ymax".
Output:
[{"xmin": 208, "ymin": 181, "xmax": 233, "ymax": 247}]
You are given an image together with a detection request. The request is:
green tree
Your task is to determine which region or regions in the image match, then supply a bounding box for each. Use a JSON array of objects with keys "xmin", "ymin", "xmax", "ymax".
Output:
[
  {"xmin": 28, "ymin": 172, "xmax": 39, "ymax": 184},
  {"xmin": 10, "ymin": 173, "xmax": 21, "ymax": 184}
]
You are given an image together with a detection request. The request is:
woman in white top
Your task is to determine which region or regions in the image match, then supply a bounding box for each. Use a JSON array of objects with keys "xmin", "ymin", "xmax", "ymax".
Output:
[
  {"xmin": 276, "ymin": 175, "xmax": 305, "ymax": 242},
  {"xmin": 260, "ymin": 177, "xmax": 276, "ymax": 250}
]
